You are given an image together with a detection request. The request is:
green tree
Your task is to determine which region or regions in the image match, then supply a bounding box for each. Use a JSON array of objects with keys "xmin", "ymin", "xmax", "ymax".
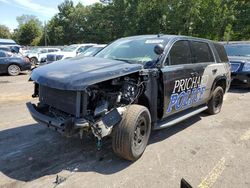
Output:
[
  {"xmin": 16, "ymin": 14, "xmax": 42, "ymax": 28},
  {"xmin": 232, "ymin": 0, "xmax": 250, "ymax": 40},
  {"xmin": 18, "ymin": 19, "xmax": 42, "ymax": 45},
  {"xmin": 0, "ymin": 25, "xmax": 11, "ymax": 38},
  {"xmin": 45, "ymin": 0, "xmax": 250, "ymax": 44}
]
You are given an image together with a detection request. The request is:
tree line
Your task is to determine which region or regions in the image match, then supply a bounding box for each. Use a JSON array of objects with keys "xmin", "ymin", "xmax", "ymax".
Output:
[{"xmin": 0, "ymin": 0, "xmax": 249, "ymax": 46}]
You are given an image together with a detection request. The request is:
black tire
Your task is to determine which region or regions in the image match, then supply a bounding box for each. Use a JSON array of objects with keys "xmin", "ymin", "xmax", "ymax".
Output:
[
  {"xmin": 30, "ymin": 57, "xmax": 38, "ymax": 65},
  {"xmin": 112, "ymin": 105, "xmax": 151, "ymax": 161},
  {"xmin": 7, "ymin": 64, "xmax": 21, "ymax": 76},
  {"xmin": 206, "ymin": 86, "xmax": 224, "ymax": 115}
]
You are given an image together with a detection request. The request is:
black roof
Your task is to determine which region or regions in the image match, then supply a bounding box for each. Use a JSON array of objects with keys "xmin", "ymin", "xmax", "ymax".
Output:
[{"xmin": 119, "ymin": 34, "xmax": 213, "ymax": 43}]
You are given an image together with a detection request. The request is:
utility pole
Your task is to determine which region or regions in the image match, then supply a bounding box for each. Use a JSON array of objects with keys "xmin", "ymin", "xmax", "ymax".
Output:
[{"xmin": 44, "ymin": 21, "xmax": 47, "ymax": 46}]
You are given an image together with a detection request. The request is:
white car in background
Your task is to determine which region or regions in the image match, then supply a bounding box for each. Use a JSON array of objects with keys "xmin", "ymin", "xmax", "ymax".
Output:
[
  {"xmin": 26, "ymin": 48, "xmax": 61, "ymax": 64},
  {"xmin": 80, "ymin": 44, "xmax": 107, "ymax": 57},
  {"xmin": 47, "ymin": 44, "xmax": 96, "ymax": 62}
]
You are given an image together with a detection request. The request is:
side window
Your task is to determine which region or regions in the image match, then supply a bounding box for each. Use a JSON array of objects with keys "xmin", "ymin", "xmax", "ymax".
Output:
[
  {"xmin": 77, "ymin": 47, "xmax": 86, "ymax": 53},
  {"xmin": 48, "ymin": 49, "xmax": 54, "ymax": 52},
  {"xmin": 214, "ymin": 43, "xmax": 228, "ymax": 62},
  {"xmin": 190, "ymin": 41, "xmax": 214, "ymax": 63},
  {"xmin": 40, "ymin": 49, "xmax": 47, "ymax": 53},
  {"xmin": 167, "ymin": 40, "xmax": 192, "ymax": 65},
  {"xmin": 0, "ymin": 51, "xmax": 6, "ymax": 57}
]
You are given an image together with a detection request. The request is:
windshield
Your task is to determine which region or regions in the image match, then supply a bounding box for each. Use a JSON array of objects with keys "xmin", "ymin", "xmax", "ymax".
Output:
[
  {"xmin": 95, "ymin": 37, "xmax": 167, "ymax": 63},
  {"xmin": 62, "ymin": 45, "xmax": 78, "ymax": 52},
  {"xmin": 225, "ymin": 45, "xmax": 250, "ymax": 57}
]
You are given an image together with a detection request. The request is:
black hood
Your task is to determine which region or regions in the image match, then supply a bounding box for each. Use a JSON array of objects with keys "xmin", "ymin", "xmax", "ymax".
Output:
[{"xmin": 31, "ymin": 57, "xmax": 143, "ymax": 91}]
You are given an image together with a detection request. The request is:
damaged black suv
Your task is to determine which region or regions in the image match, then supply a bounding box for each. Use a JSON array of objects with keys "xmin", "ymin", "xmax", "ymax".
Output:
[{"xmin": 27, "ymin": 35, "xmax": 231, "ymax": 161}]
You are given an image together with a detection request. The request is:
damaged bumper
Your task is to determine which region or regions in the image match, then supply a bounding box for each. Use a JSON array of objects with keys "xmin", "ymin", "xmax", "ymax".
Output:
[
  {"xmin": 26, "ymin": 102, "xmax": 70, "ymax": 131},
  {"xmin": 26, "ymin": 102, "xmax": 123, "ymax": 138}
]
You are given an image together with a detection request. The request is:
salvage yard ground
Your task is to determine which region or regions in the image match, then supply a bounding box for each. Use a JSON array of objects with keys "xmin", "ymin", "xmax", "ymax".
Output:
[{"xmin": 0, "ymin": 73, "xmax": 249, "ymax": 188}]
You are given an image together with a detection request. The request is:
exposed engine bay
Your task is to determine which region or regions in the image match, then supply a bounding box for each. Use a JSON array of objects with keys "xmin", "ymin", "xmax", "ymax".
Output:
[{"xmin": 31, "ymin": 73, "xmax": 147, "ymax": 141}]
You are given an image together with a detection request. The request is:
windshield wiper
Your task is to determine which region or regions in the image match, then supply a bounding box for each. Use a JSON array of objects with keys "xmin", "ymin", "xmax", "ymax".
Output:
[{"xmin": 113, "ymin": 58, "xmax": 133, "ymax": 64}]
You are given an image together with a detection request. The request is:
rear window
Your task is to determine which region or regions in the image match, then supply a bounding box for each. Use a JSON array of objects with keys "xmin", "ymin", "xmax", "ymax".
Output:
[
  {"xmin": 214, "ymin": 43, "xmax": 228, "ymax": 62},
  {"xmin": 224, "ymin": 44, "xmax": 250, "ymax": 57},
  {"xmin": 190, "ymin": 41, "xmax": 214, "ymax": 63}
]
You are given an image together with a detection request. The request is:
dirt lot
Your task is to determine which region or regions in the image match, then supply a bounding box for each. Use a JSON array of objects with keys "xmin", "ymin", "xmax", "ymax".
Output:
[{"xmin": 0, "ymin": 73, "xmax": 249, "ymax": 188}]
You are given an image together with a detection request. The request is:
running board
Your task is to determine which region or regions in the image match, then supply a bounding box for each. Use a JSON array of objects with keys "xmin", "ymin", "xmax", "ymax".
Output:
[{"xmin": 154, "ymin": 106, "xmax": 208, "ymax": 130}]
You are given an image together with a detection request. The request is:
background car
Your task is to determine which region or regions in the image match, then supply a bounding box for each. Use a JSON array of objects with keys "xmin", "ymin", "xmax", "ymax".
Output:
[
  {"xmin": 225, "ymin": 43, "xmax": 250, "ymax": 87},
  {"xmin": 0, "ymin": 46, "xmax": 12, "ymax": 56},
  {"xmin": 45, "ymin": 43, "xmax": 96, "ymax": 63},
  {"xmin": 80, "ymin": 44, "xmax": 106, "ymax": 57},
  {"xmin": 26, "ymin": 48, "xmax": 61, "ymax": 65},
  {"xmin": 0, "ymin": 50, "xmax": 31, "ymax": 76}
]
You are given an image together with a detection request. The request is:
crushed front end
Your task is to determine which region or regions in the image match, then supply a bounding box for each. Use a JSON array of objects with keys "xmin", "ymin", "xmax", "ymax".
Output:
[{"xmin": 26, "ymin": 72, "xmax": 148, "ymax": 141}]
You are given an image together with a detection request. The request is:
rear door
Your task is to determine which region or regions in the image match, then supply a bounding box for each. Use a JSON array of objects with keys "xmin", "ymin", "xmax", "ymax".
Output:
[
  {"xmin": 189, "ymin": 40, "xmax": 216, "ymax": 104},
  {"xmin": 161, "ymin": 40, "xmax": 214, "ymax": 118},
  {"xmin": 0, "ymin": 51, "xmax": 8, "ymax": 73}
]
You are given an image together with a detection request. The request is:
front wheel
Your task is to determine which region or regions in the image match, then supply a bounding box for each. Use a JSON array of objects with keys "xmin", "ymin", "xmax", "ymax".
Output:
[
  {"xmin": 30, "ymin": 57, "xmax": 38, "ymax": 65},
  {"xmin": 8, "ymin": 64, "xmax": 21, "ymax": 76},
  {"xmin": 112, "ymin": 105, "xmax": 151, "ymax": 161},
  {"xmin": 206, "ymin": 86, "xmax": 224, "ymax": 115}
]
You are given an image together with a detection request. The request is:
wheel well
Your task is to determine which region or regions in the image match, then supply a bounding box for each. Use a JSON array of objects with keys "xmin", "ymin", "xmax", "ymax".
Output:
[
  {"xmin": 31, "ymin": 56, "xmax": 37, "ymax": 59},
  {"xmin": 213, "ymin": 78, "xmax": 227, "ymax": 93},
  {"xmin": 137, "ymin": 94, "xmax": 150, "ymax": 113}
]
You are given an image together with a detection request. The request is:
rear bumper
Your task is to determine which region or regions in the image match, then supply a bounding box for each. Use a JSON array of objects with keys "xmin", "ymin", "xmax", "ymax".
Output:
[{"xmin": 231, "ymin": 72, "xmax": 250, "ymax": 87}]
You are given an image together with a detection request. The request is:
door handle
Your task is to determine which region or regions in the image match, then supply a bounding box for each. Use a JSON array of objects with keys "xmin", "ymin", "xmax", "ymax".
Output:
[
  {"xmin": 190, "ymin": 72, "xmax": 199, "ymax": 77},
  {"xmin": 212, "ymin": 69, "xmax": 217, "ymax": 74}
]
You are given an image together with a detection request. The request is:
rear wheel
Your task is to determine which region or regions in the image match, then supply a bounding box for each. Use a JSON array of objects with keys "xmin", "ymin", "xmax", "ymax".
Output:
[
  {"xmin": 112, "ymin": 105, "xmax": 151, "ymax": 161},
  {"xmin": 8, "ymin": 64, "xmax": 21, "ymax": 76},
  {"xmin": 206, "ymin": 86, "xmax": 224, "ymax": 115}
]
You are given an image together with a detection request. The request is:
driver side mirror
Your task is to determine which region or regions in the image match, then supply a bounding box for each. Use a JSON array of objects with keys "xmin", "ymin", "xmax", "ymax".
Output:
[{"xmin": 154, "ymin": 44, "xmax": 164, "ymax": 55}]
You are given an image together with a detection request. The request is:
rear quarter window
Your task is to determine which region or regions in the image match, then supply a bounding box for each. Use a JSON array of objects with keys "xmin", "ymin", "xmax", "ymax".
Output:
[
  {"xmin": 214, "ymin": 43, "xmax": 229, "ymax": 62},
  {"xmin": 0, "ymin": 51, "xmax": 6, "ymax": 57},
  {"xmin": 190, "ymin": 41, "xmax": 214, "ymax": 63}
]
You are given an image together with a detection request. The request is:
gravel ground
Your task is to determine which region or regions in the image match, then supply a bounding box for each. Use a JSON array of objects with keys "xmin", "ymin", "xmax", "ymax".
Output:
[{"xmin": 0, "ymin": 73, "xmax": 249, "ymax": 188}]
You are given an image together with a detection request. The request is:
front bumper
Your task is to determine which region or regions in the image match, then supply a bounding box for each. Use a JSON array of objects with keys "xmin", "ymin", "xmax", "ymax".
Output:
[
  {"xmin": 21, "ymin": 63, "xmax": 32, "ymax": 71},
  {"xmin": 231, "ymin": 72, "xmax": 250, "ymax": 87},
  {"xmin": 26, "ymin": 102, "xmax": 67, "ymax": 130},
  {"xmin": 26, "ymin": 102, "xmax": 122, "ymax": 138}
]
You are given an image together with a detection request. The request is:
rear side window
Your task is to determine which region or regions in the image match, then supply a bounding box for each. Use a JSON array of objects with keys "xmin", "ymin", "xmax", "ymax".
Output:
[
  {"xmin": 40, "ymin": 49, "xmax": 47, "ymax": 53},
  {"xmin": 190, "ymin": 41, "xmax": 214, "ymax": 63},
  {"xmin": 168, "ymin": 40, "xmax": 192, "ymax": 65},
  {"xmin": 0, "ymin": 51, "xmax": 6, "ymax": 57},
  {"xmin": 214, "ymin": 43, "xmax": 229, "ymax": 62},
  {"xmin": 0, "ymin": 47, "xmax": 10, "ymax": 52}
]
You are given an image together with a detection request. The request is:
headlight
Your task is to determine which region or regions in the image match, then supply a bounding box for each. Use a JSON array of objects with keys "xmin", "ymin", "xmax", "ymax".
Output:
[{"xmin": 242, "ymin": 63, "xmax": 250, "ymax": 72}]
